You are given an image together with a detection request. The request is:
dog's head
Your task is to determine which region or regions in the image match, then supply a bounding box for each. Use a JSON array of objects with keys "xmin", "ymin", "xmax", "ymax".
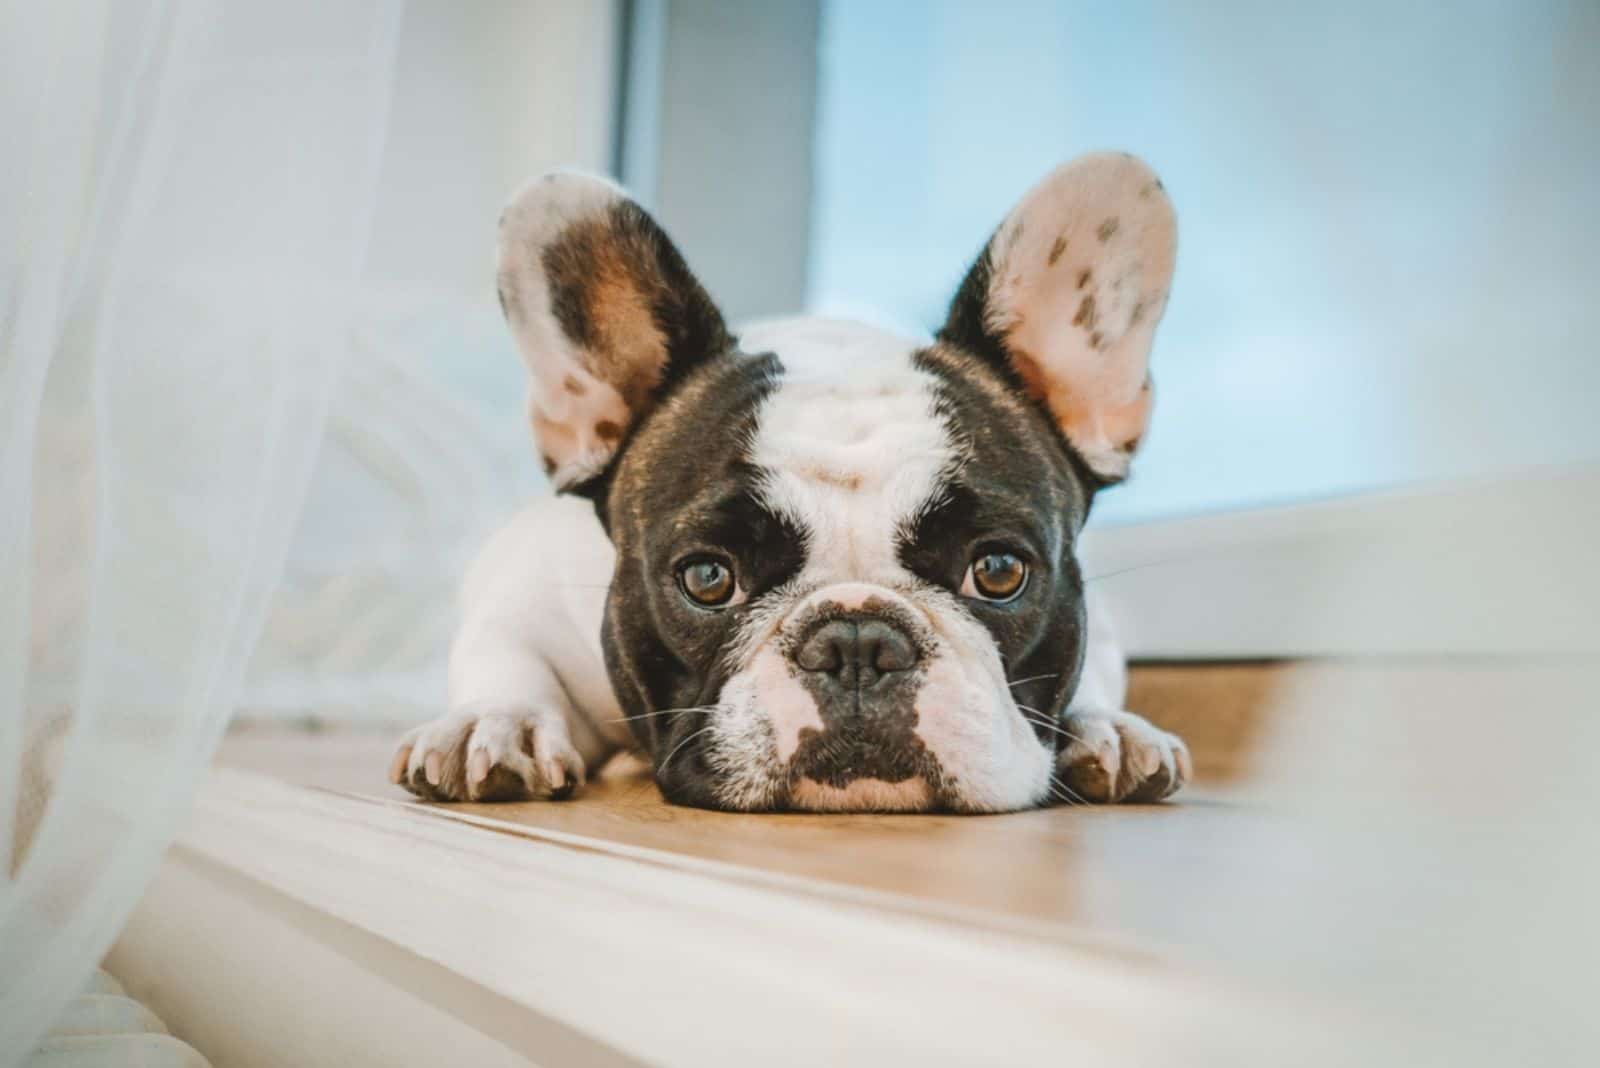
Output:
[{"xmin": 495, "ymin": 155, "xmax": 1175, "ymax": 811}]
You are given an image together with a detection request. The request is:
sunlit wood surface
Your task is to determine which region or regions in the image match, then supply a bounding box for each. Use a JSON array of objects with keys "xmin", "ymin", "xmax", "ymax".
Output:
[
  {"xmin": 196, "ymin": 655, "xmax": 1597, "ymax": 1065},
  {"xmin": 220, "ymin": 663, "xmax": 1289, "ymax": 943}
]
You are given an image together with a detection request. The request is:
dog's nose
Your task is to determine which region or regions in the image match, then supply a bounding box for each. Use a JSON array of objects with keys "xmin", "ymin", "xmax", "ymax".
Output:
[{"xmin": 795, "ymin": 616, "xmax": 919, "ymax": 688}]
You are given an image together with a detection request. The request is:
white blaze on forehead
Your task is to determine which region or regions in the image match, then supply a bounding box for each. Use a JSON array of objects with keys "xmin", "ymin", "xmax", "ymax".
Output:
[{"xmin": 740, "ymin": 317, "xmax": 954, "ymax": 586}]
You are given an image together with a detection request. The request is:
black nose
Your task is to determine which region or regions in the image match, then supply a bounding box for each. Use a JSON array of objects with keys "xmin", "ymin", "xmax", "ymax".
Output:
[{"xmin": 795, "ymin": 616, "xmax": 919, "ymax": 689}]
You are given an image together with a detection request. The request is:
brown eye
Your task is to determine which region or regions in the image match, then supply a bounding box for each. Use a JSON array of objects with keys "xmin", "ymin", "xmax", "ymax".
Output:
[
  {"xmin": 678, "ymin": 557, "xmax": 737, "ymax": 607},
  {"xmin": 965, "ymin": 551, "xmax": 1028, "ymax": 602}
]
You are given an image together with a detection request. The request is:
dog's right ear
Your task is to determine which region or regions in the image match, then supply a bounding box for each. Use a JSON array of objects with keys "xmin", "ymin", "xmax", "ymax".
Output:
[
  {"xmin": 496, "ymin": 173, "xmax": 730, "ymax": 490},
  {"xmin": 938, "ymin": 153, "xmax": 1176, "ymax": 484}
]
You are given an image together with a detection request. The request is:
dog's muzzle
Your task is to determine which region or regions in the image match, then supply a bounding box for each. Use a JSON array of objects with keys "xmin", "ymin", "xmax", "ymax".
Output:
[{"xmin": 786, "ymin": 608, "xmax": 933, "ymax": 790}]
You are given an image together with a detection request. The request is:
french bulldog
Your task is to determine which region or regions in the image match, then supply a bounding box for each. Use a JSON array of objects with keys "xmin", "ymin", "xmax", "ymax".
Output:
[{"xmin": 390, "ymin": 152, "xmax": 1190, "ymax": 812}]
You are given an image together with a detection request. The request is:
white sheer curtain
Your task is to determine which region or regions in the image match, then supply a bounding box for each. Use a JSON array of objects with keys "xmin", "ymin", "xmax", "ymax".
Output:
[{"xmin": 0, "ymin": 0, "xmax": 402, "ymax": 1059}]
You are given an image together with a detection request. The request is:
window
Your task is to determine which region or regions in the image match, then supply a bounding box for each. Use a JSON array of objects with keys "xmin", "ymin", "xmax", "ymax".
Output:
[{"xmin": 807, "ymin": 1, "xmax": 1600, "ymax": 522}]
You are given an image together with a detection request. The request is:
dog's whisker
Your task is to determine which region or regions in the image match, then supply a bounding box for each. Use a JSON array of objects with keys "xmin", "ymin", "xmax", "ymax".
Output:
[
  {"xmin": 1081, "ymin": 552, "xmax": 1209, "ymax": 586},
  {"xmin": 1007, "ymin": 673, "xmax": 1060, "ymax": 689},
  {"xmin": 607, "ymin": 705, "xmax": 720, "ymax": 724},
  {"xmin": 1023, "ymin": 719, "xmax": 1085, "ymax": 747},
  {"xmin": 1017, "ymin": 709, "xmax": 1066, "ymax": 731},
  {"xmin": 1050, "ymin": 779, "xmax": 1088, "ymax": 806},
  {"xmin": 656, "ymin": 724, "xmax": 716, "ymax": 776},
  {"xmin": 1015, "ymin": 706, "xmax": 1088, "ymax": 748},
  {"xmin": 1015, "ymin": 703, "xmax": 1058, "ymax": 721}
]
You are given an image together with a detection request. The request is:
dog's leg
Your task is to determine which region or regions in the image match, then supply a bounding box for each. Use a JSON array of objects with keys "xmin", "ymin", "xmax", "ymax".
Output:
[
  {"xmin": 391, "ymin": 624, "xmax": 607, "ymax": 803},
  {"xmin": 391, "ymin": 496, "xmax": 623, "ymax": 802},
  {"xmin": 1055, "ymin": 589, "xmax": 1191, "ymax": 803}
]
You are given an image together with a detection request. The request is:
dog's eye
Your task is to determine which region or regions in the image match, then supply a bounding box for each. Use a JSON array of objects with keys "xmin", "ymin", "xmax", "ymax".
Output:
[
  {"xmin": 678, "ymin": 556, "xmax": 738, "ymax": 607},
  {"xmin": 962, "ymin": 551, "xmax": 1028, "ymax": 602}
]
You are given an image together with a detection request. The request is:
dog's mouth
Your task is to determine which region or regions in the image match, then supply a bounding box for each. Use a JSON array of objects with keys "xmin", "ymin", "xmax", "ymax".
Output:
[
  {"xmin": 656, "ymin": 675, "xmax": 1050, "ymax": 815},
  {"xmin": 784, "ymin": 711, "xmax": 946, "ymax": 812},
  {"xmin": 787, "ymin": 774, "xmax": 936, "ymax": 812},
  {"xmin": 652, "ymin": 585, "xmax": 1057, "ymax": 814},
  {"xmin": 652, "ymin": 707, "xmax": 948, "ymax": 813},
  {"xmin": 780, "ymin": 604, "xmax": 942, "ymax": 801},
  {"xmin": 789, "ymin": 718, "xmax": 933, "ymax": 788}
]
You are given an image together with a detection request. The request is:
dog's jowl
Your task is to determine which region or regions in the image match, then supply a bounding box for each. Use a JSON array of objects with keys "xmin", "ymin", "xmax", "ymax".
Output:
[{"xmin": 391, "ymin": 155, "xmax": 1191, "ymax": 812}]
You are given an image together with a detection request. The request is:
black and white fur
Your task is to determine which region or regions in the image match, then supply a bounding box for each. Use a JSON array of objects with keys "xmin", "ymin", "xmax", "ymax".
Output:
[{"xmin": 391, "ymin": 154, "xmax": 1190, "ymax": 813}]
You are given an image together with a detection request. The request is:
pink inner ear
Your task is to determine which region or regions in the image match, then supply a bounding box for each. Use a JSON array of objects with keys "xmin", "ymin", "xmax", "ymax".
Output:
[
  {"xmin": 497, "ymin": 172, "xmax": 727, "ymax": 490},
  {"xmin": 985, "ymin": 153, "xmax": 1176, "ymax": 480},
  {"xmin": 1053, "ymin": 378, "xmax": 1153, "ymax": 474},
  {"xmin": 525, "ymin": 358, "xmax": 633, "ymax": 485},
  {"xmin": 500, "ymin": 174, "xmax": 692, "ymax": 490}
]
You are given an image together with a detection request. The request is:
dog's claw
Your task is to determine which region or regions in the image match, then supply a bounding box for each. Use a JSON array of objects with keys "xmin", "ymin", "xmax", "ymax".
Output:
[
  {"xmin": 388, "ymin": 744, "xmax": 412, "ymax": 785},
  {"xmin": 466, "ymin": 748, "xmax": 491, "ymax": 787},
  {"xmin": 1056, "ymin": 708, "xmax": 1189, "ymax": 804},
  {"xmin": 392, "ymin": 708, "xmax": 584, "ymax": 803}
]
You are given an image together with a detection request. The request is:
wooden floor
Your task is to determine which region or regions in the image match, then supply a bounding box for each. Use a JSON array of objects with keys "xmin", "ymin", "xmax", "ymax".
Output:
[{"xmin": 219, "ymin": 663, "xmax": 1290, "ymax": 943}]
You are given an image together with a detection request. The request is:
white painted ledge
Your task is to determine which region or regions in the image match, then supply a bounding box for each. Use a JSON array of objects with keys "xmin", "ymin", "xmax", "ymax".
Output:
[
  {"xmin": 107, "ymin": 769, "xmax": 1319, "ymax": 1067},
  {"xmin": 1082, "ymin": 466, "xmax": 1599, "ymax": 658}
]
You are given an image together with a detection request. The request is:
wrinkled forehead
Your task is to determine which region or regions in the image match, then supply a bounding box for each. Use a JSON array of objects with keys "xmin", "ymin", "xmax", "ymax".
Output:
[
  {"xmin": 610, "ymin": 318, "xmax": 1086, "ymax": 548},
  {"xmin": 742, "ymin": 320, "xmax": 955, "ymax": 570}
]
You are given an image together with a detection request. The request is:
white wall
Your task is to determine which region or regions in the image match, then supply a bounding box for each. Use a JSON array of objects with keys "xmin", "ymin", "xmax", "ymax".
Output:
[
  {"xmin": 367, "ymin": 0, "xmax": 617, "ymax": 300},
  {"xmin": 242, "ymin": 2, "xmax": 617, "ymax": 721},
  {"xmin": 810, "ymin": 1, "xmax": 1600, "ymax": 522},
  {"xmin": 644, "ymin": 0, "xmax": 820, "ymax": 322}
]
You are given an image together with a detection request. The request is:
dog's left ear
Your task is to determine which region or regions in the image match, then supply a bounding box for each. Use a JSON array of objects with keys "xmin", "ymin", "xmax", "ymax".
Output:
[
  {"xmin": 938, "ymin": 153, "xmax": 1177, "ymax": 483},
  {"xmin": 496, "ymin": 173, "xmax": 731, "ymax": 490}
]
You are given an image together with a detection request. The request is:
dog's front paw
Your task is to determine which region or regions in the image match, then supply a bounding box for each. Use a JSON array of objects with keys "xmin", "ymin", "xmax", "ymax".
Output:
[
  {"xmin": 388, "ymin": 707, "xmax": 586, "ymax": 802},
  {"xmin": 1055, "ymin": 708, "xmax": 1190, "ymax": 803}
]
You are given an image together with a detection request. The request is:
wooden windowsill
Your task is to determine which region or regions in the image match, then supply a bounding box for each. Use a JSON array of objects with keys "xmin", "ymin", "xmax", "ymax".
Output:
[
  {"xmin": 104, "ymin": 746, "xmax": 1227, "ymax": 1064},
  {"xmin": 103, "ymin": 660, "xmax": 1300, "ymax": 1066},
  {"xmin": 210, "ymin": 660, "xmax": 1287, "ymax": 944},
  {"xmin": 110, "ymin": 663, "xmax": 1598, "ymax": 1067}
]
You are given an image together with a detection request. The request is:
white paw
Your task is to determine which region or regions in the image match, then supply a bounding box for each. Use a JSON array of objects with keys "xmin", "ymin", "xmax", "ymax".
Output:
[
  {"xmin": 1055, "ymin": 708, "xmax": 1190, "ymax": 803},
  {"xmin": 389, "ymin": 706, "xmax": 587, "ymax": 802}
]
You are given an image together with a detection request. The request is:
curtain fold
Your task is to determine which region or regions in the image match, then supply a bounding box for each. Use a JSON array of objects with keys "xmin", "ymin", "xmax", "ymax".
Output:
[{"xmin": 0, "ymin": 0, "xmax": 402, "ymax": 1059}]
